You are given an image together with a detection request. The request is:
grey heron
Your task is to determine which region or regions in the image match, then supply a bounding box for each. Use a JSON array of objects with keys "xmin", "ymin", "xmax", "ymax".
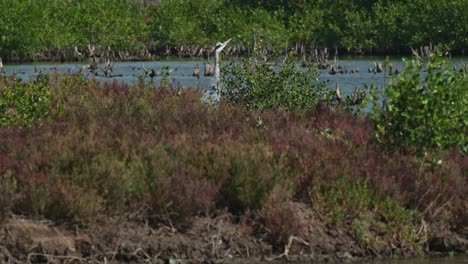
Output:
[{"xmin": 201, "ymin": 38, "xmax": 232, "ymax": 106}]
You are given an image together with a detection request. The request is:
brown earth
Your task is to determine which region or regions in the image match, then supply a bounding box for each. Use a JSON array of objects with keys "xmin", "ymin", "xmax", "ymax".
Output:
[{"xmin": 1, "ymin": 202, "xmax": 467, "ymax": 264}]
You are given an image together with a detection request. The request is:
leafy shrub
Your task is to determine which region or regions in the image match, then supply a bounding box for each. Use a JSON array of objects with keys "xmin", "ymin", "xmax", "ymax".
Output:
[
  {"xmin": 223, "ymin": 55, "xmax": 331, "ymax": 111},
  {"xmin": 371, "ymin": 52, "xmax": 468, "ymax": 154},
  {"xmin": 0, "ymin": 77, "xmax": 52, "ymax": 127}
]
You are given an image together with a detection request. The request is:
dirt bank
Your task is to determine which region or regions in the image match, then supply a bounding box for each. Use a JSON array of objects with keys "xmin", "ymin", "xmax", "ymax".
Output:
[{"xmin": 1, "ymin": 202, "xmax": 467, "ymax": 264}]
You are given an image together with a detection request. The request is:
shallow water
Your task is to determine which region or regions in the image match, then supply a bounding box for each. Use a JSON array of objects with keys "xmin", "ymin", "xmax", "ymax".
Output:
[{"xmin": 2, "ymin": 57, "xmax": 465, "ymax": 101}]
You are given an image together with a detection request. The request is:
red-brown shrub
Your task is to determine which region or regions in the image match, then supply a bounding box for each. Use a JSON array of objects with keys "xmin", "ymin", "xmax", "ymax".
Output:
[{"xmin": 0, "ymin": 76, "xmax": 465, "ymax": 231}]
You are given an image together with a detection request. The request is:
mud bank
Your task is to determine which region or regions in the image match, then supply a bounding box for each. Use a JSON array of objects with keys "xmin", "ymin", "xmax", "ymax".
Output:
[{"xmin": 1, "ymin": 202, "xmax": 467, "ymax": 264}]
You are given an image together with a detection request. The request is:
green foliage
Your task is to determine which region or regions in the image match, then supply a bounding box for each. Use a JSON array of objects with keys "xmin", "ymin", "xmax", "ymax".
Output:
[
  {"xmin": 0, "ymin": 77, "xmax": 52, "ymax": 127},
  {"xmin": 0, "ymin": 1, "xmax": 46, "ymax": 53},
  {"xmin": 150, "ymin": 0, "xmax": 289, "ymax": 50},
  {"xmin": 372, "ymin": 1, "xmax": 408, "ymax": 50},
  {"xmin": 289, "ymin": 6, "xmax": 324, "ymax": 45},
  {"xmin": 1, "ymin": 0, "xmax": 466, "ymax": 57},
  {"xmin": 0, "ymin": 0, "xmax": 147, "ymax": 55},
  {"xmin": 223, "ymin": 51, "xmax": 331, "ymax": 111},
  {"xmin": 341, "ymin": 9, "xmax": 375, "ymax": 51},
  {"xmin": 151, "ymin": 0, "xmax": 222, "ymax": 45},
  {"xmin": 404, "ymin": 0, "xmax": 467, "ymax": 49},
  {"xmin": 371, "ymin": 51, "xmax": 468, "ymax": 154}
]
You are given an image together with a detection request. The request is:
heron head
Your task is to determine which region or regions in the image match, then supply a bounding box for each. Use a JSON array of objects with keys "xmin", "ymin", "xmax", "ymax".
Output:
[{"xmin": 214, "ymin": 38, "xmax": 232, "ymax": 53}]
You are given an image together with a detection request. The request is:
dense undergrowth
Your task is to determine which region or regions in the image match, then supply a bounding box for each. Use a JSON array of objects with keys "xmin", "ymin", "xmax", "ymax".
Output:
[{"xmin": 0, "ymin": 66, "xmax": 466, "ymax": 253}]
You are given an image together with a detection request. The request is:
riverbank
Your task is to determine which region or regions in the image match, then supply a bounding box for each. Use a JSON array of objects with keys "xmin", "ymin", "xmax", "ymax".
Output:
[
  {"xmin": 0, "ymin": 74, "xmax": 466, "ymax": 263},
  {"xmin": 1, "ymin": 209, "xmax": 467, "ymax": 263}
]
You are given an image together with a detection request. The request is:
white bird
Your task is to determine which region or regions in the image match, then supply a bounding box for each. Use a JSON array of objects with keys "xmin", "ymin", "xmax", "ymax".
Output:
[{"xmin": 201, "ymin": 38, "xmax": 232, "ymax": 106}]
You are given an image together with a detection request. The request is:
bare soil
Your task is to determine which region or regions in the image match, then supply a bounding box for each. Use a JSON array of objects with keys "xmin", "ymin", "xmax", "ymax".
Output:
[{"xmin": 1, "ymin": 203, "xmax": 467, "ymax": 264}]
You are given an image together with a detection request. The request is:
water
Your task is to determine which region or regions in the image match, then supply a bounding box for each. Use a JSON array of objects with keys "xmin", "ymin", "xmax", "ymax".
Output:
[
  {"xmin": 1, "ymin": 57, "xmax": 465, "ymax": 100},
  {"xmin": 1, "ymin": 60, "xmax": 211, "ymax": 89}
]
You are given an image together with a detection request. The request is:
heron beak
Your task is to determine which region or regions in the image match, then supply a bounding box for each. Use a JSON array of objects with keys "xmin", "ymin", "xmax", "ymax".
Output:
[
  {"xmin": 223, "ymin": 38, "xmax": 232, "ymax": 46},
  {"xmin": 218, "ymin": 38, "xmax": 232, "ymax": 52}
]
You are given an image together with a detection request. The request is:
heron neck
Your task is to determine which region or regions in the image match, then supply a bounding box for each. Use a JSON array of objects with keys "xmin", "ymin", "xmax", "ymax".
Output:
[{"xmin": 215, "ymin": 51, "xmax": 221, "ymax": 89}]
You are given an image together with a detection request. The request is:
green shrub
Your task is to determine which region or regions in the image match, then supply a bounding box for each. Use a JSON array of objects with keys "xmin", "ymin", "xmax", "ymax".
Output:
[
  {"xmin": 371, "ymin": 52, "xmax": 468, "ymax": 154},
  {"xmin": 0, "ymin": 77, "xmax": 52, "ymax": 127},
  {"xmin": 223, "ymin": 54, "xmax": 331, "ymax": 111}
]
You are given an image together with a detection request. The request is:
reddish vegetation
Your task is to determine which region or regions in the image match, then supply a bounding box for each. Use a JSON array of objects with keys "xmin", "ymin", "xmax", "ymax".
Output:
[{"xmin": 0, "ymin": 76, "xmax": 467, "ymax": 262}]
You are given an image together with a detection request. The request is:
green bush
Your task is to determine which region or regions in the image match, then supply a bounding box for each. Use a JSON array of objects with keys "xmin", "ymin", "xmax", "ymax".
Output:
[
  {"xmin": 0, "ymin": 77, "xmax": 52, "ymax": 127},
  {"xmin": 223, "ymin": 55, "xmax": 331, "ymax": 111},
  {"xmin": 371, "ymin": 52, "xmax": 468, "ymax": 154},
  {"xmin": 0, "ymin": 0, "xmax": 147, "ymax": 55}
]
